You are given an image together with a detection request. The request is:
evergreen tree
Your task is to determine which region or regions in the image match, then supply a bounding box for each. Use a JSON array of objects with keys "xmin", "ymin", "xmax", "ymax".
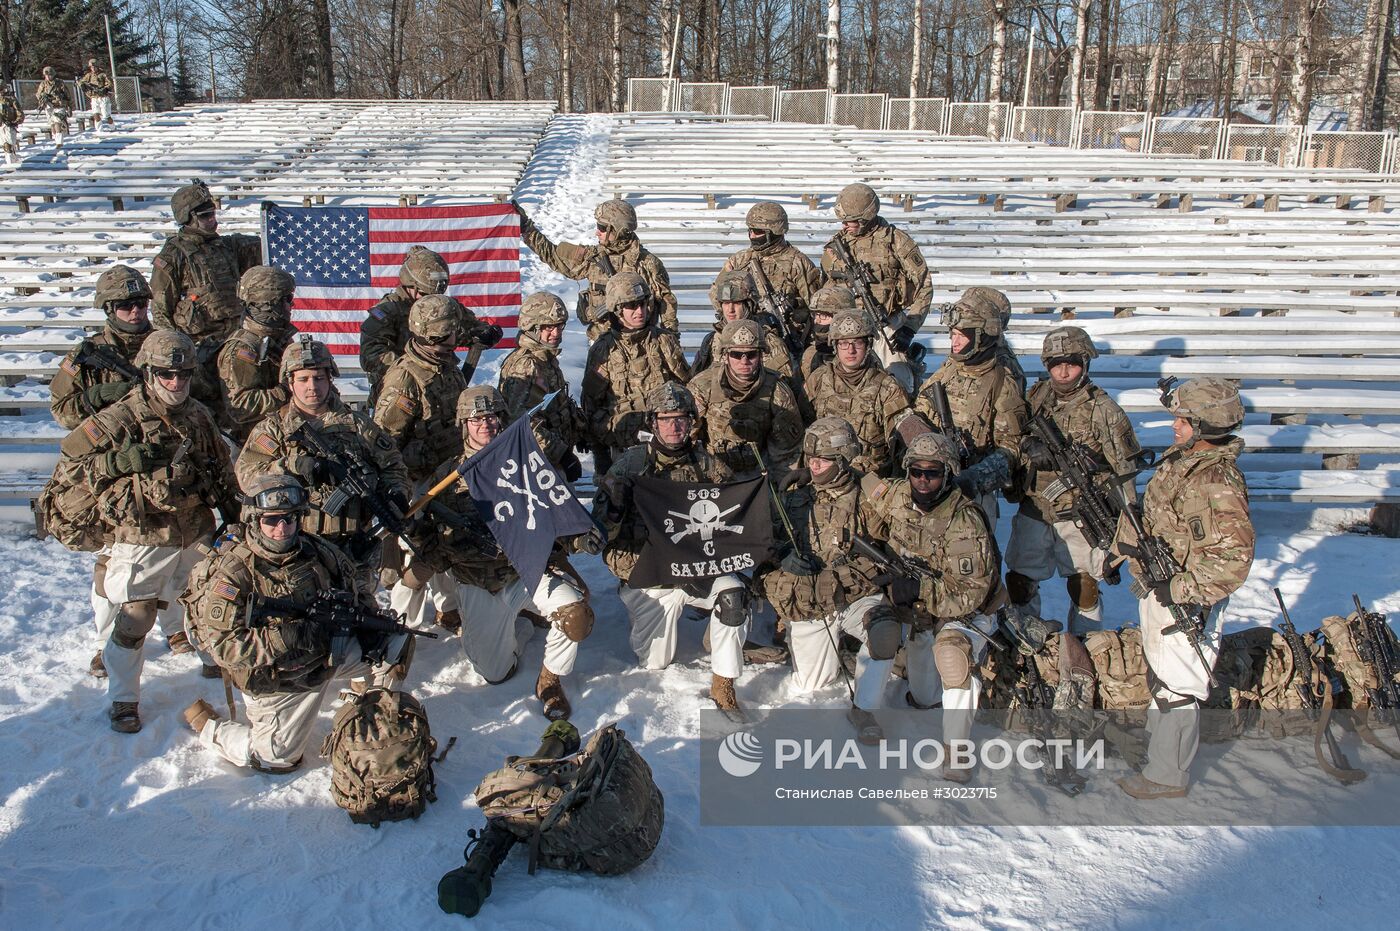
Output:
[{"xmin": 18, "ymin": 0, "xmax": 153, "ymax": 79}]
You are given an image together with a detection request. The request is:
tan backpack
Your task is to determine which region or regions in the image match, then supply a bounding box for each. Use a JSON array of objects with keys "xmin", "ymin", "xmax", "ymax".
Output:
[
  {"xmin": 322, "ymin": 687, "xmax": 438, "ymax": 828},
  {"xmin": 34, "ymin": 455, "xmax": 110, "ymax": 552},
  {"xmin": 1084, "ymin": 627, "xmax": 1152, "ymax": 710},
  {"xmin": 473, "ymin": 724, "xmax": 663, "ymax": 876}
]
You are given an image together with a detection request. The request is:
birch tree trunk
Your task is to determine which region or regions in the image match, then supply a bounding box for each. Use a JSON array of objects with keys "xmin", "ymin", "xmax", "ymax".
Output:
[
  {"xmin": 827, "ymin": 0, "xmax": 841, "ymax": 94},
  {"xmin": 910, "ymin": 0, "xmax": 923, "ymax": 101},
  {"xmin": 1069, "ymin": 0, "xmax": 1091, "ymax": 110},
  {"xmin": 989, "ymin": 0, "xmax": 1008, "ymax": 102},
  {"xmin": 560, "ymin": 0, "xmax": 573, "ymax": 112},
  {"xmin": 611, "ymin": 1, "xmax": 623, "ymax": 112}
]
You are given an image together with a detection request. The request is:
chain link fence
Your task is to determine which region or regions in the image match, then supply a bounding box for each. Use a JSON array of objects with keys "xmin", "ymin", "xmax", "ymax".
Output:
[
  {"xmin": 778, "ymin": 89, "xmax": 831, "ymax": 125},
  {"xmin": 14, "ymin": 79, "xmax": 80, "ymax": 111},
  {"xmin": 728, "ymin": 85, "xmax": 777, "ymax": 119},
  {"xmin": 1076, "ymin": 110, "xmax": 1149, "ymax": 151},
  {"xmin": 1009, "ymin": 106, "xmax": 1076, "ymax": 145},
  {"xmin": 1148, "ymin": 116, "xmax": 1224, "ymax": 158},
  {"xmin": 1222, "ymin": 124, "xmax": 1302, "ymax": 167},
  {"xmin": 626, "ymin": 78, "xmax": 678, "ymax": 112},
  {"xmin": 831, "ymin": 93, "xmax": 887, "ymax": 129},
  {"xmin": 678, "ymin": 82, "xmax": 727, "ymax": 115},
  {"xmin": 886, "ymin": 97, "xmax": 948, "ymax": 132},
  {"xmin": 946, "ymin": 102, "xmax": 1012, "ymax": 140},
  {"xmin": 1300, "ymin": 130, "xmax": 1389, "ymax": 172}
]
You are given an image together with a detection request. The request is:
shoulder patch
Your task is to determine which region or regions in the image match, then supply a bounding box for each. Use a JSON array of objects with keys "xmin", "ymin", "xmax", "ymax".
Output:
[
  {"xmin": 251, "ymin": 432, "xmax": 278, "ymax": 455},
  {"xmin": 212, "ymin": 579, "xmax": 240, "ymax": 602},
  {"xmin": 395, "ymin": 395, "xmax": 417, "ymax": 415},
  {"xmin": 153, "ymin": 256, "xmax": 166, "ymax": 269},
  {"xmin": 370, "ymin": 307, "xmax": 386, "ymax": 320},
  {"xmin": 82, "ymin": 420, "xmax": 104, "ymax": 444},
  {"xmin": 235, "ymin": 346, "xmax": 258, "ymax": 364},
  {"xmin": 60, "ymin": 356, "xmax": 79, "ymax": 376}
]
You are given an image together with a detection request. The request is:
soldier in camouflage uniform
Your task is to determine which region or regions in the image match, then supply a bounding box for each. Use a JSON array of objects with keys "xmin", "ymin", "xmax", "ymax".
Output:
[
  {"xmin": 181, "ymin": 474, "xmax": 405, "ymax": 773},
  {"xmin": 373, "ymin": 294, "xmax": 469, "ymax": 484},
  {"xmin": 914, "ymin": 289, "xmax": 1028, "ymax": 521},
  {"xmin": 942, "ymin": 286, "xmax": 1025, "ymax": 393},
  {"xmin": 719, "ymin": 201, "xmax": 823, "ymax": 344},
  {"xmin": 688, "ymin": 318, "xmax": 803, "ymax": 479},
  {"xmin": 36, "ymin": 67, "xmax": 69, "ymax": 148},
  {"xmin": 1007, "ymin": 327, "xmax": 1142, "ymax": 634},
  {"xmin": 497, "ymin": 292, "xmax": 588, "ymax": 481},
  {"xmin": 2, "ymin": 83, "xmax": 25, "ymax": 166},
  {"xmin": 758, "ymin": 417, "xmax": 896, "ymax": 742},
  {"xmin": 79, "ymin": 58, "xmax": 115, "ymax": 126},
  {"xmin": 149, "ymin": 180, "xmax": 263, "ymax": 411},
  {"xmin": 593, "ymin": 382, "xmax": 752, "ymax": 713},
  {"xmin": 516, "ymin": 198, "xmax": 677, "ymax": 340},
  {"xmin": 51, "ymin": 265, "xmax": 194, "ymax": 676},
  {"xmin": 1115, "ymin": 378, "xmax": 1254, "ymax": 799},
  {"xmin": 580, "ymin": 272, "xmax": 691, "ymax": 475},
  {"xmin": 804, "ymin": 309, "xmax": 909, "ymax": 477},
  {"xmin": 691, "ymin": 270, "xmax": 799, "ymax": 387},
  {"xmin": 863, "ymin": 432, "xmax": 998, "ymax": 781},
  {"xmin": 58, "ymin": 330, "xmax": 239, "ymax": 733},
  {"xmin": 236, "ymin": 336, "xmax": 410, "ymax": 597},
  {"xmin": 821, "ymin": 183, "xmax": 931, "ymax": 388},
  {"xmin": 800, "ymin": 283, "xmax": 855, "ymax": 380},
  {"xmin": 217, "ymin": 266, "xmax": 297, "ymax": 443},
  {"xmin": 398, "ymin": 387, "xmax": 596, "ymax": 720},
  {"xmin": 358, "ymin": 245, "xmax": 502, "ymax": 406}
]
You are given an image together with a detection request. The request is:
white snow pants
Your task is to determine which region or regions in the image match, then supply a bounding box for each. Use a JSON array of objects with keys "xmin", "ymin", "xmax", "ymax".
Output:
[
  {"xmin": 90, "ymin": 549, "xmax": 185, "ymax": 651},
  {"xmin": 455, "ymin": 571, "xmax": 585, "ymax": 683},
  {"xmin": 1004, "ymin": 511, "xmax": 1107, "ymax": 633},
  {"xmin": 788, "ymin": 594, "xmax": 890, "ymax": 709},
  {"xmin": 620, "ymin": 575, "xmax": 748, "ymax": 679},
  {"xmin": 1138, "ymin": 592, "xmax": 1227, "ymax": 788},
  {"xmin": 103, "ymin": 542, "xmax": 202, "ymax": 704},
  {"xmin": 905, "ymin": 617, "xmax": 996, "ymax": 745}
]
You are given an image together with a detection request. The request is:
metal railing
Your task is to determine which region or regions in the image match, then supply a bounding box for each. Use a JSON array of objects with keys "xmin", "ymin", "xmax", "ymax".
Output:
[
  {"xmin": 678, "ymin": 82, "xmax": 727, "ymax": 115},
  {"xmin": 1300, "ymin": 130, "xmax": 1389, "ymax": 172},
  {"xmin": 1076, "ymin": 110, "xmax": 1150, "ymax": 151},
  {"xmin": 1009, "ymin": 106, "xmax": 1076, "ymax": 146},
  {"xmin": 1148, "ymin": 116, "xmax": 1225, "ymax": 159},
  {"xmin": 1223, "ymin": 124, "xmax": 1303, "ymax": 167},
  {"xmin": 727, "ymin": 85, "xmax": 777, "ymax": 119},
  {"xmin": 886, "ymin": 97, "xmax": 948, "ymax": 132},
  {"xmin": 946, "ymin": 102, "xmax": 1012, "ymax": 140},
  {"xmin": 831, "ymin": 93, "xmax": 887, "ymax": 130}
]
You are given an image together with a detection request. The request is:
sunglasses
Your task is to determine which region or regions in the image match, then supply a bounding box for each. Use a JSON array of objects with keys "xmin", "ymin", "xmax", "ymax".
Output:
[
  {"xmin": 596, "ymin": 223, "xmax": 611, "ymax": 233},
  {"xmin": 113, "ymin": 298, "xmax": 149, "ymax": 312},
  {"xmin": 908, "ymin": 467, "xmax": 946, "ymax": 481},
  {"xmin": 152, "ymin": 368, "xmax": 192, "ymax": 381},
  {"xmin": 619, "ymin": 300, "xmax": 646, "ymax": 311},
  {"xmin": 728, "ymin": 350, "xmax": 760, "ymax": 361},
  {"xmin": 258, "ymin": 513, "xmax": 298, "ymax": 528},
  {"xmin": 191, "ymin": 207, "xmax": 217, "ymax": 220}
]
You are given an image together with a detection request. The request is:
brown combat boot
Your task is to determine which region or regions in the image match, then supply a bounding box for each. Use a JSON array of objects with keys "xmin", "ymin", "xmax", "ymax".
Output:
[
  {"xmin": 182, "ymin": 698, "xmax": 220, "ymax": 734},
  {"xmin": 1117, "ymin": 773, "xmax": 1188, "ymax": 800},
  {"xmin": 710, "ymin": 674, "xmax": 742, "ymax": 717},
  {"xmin": 535, "ymin": 668, "xmax": 571, "ymax": 721},
  {"xmin": 89, "ymin": 651, "xmax": 107, "ymax": 679},
  {"xmin": 166, "ymin": 631, "xmax": 194, "ymax": 655},
  {"xmin": 437, "ymin": 608, "xmax": 462, "ymax": 633},
  {"xmin": 108, "ymin": 701, "xmax": 140, "ymax": 734}
]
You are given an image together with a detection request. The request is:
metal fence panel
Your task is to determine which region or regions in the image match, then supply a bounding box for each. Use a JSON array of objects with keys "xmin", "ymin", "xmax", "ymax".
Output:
[
  {"xmin": 1009, "ymin": 106, "xmax": 1075, "ymax": 145},
  {"xmin": 1076, "ymin": 110, "xmax": 1150, "ymax": 151},
  {"xmin": 1300, "ymin": 130, "xmax": 1389, "ymax": 172},
  {"xmin": 678, "ymin": 82, "xmax": 727, "ymax": 115},
  {"xmin": 15, "ymin": 79, "xmax": 80, "ymax": 111},
  {"xmin": 886, "ymin": 97, "xmax": 948, "ymax": 132},
  {"xmin": 1222, "ymin": 124, "xmax": 1302, "ymax": 167},
  {"xmin": 831, "ymin": 93, "xmax": 887, "ymax": 129},
  {"xmin": 728, "ymin": 86, "xmax": 777, "ymax": 119},
  {"xmin": 945, "ymin": 102, "xmax": 1011, "ymax": 140},
  {"xmin": 114, "ymin": 76, "xmax": 142, "ymax": 113},
  {"xmin": 627, "ymin": 78, "xmax": 678, "ymax": 112},
  {"xmin": 1148, "ymin": 116, "xmax": 1224, "ymax": 158},
  {"xmin": 778, "ymin": 89, "xmax": 831, "ymax": 125}
]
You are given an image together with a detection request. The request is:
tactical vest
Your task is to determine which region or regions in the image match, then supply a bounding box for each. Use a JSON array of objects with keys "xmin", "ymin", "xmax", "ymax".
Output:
[
  {"xmin": 49, "ymin": 328, "xmax": 145, "ymax": 429},
  {"xmin": 220, "ymin": 327, "xmax": 290, "ymax": 433},
  {"xmin": 1084, "ymin": 627, "xmax": 1153, "ymax": 710},
  {"xmin": 1023, "ymin": 380, "xmax": 1125, "ymax": 517},
  {"xmin": 824, "ymin": 223, "xmax": 906, "ymax": 316},
  {"xmin": 696, "ymin": 369, "xmax": 787, "ymax": 476},
  {"xmin": 926, "ymin": 357, "xmax": 1012, "ymax": 454},
  {"xmin": 384, "ymin": 352, "xmax": 467, "ymax": 479},
  {"xmin": 762, "ymin": 474, "xmax": 876, "ymax": 622},
  {"xmin": 807, "ymin": 364, "xmax": 900, "ymax": 475},
  {"xmin": 595, "ymin": 330, "xmax": 680, "ymax": 450},
  {"xmin": 163, "ymin": 232, "xmax": 247, "ymax": 344}
]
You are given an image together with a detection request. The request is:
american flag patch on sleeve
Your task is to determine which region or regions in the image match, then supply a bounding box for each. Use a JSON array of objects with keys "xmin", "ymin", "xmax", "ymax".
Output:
[
  {"xmin": 82, "ymin": 421, "xmax": 104, "ymax": 444},
  {"xmin": 252, "ymin": 433, "xmax": 278, "ymax": 455},
  {"xmin": 395, "ymin": 396, "xmax": 416, "ymax": 415},
  {"xmin": 60, "ymin": 357, "xmax": 79, "ymax": 375},
  {"xmin": 212, "ymin": 579, "xmax": 240, "ymax": 602},
  {"xmin": 235, "ymin": 347, "xmax": 258, "ymax": 364}
]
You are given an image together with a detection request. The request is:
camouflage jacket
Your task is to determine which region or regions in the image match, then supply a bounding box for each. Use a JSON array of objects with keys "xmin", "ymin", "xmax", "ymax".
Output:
[
  {"xmin": 594, "ymin": 442, "xmax": 734, "ymax": 584},
  {"xmin": 498, "ymin": 333, "xmax": 586, "ymax": 466},
  {"xmin": 58, "ymin": 386, "xmax": 235, "ymax": 547},
  {"xmin": 520, "ymin": 215, "xmax": 677, "ymax": 338},
  {"xmin": 49, "ymin": 326, "xmax": 146, "ymax": 429},
  {"xmin": 78, "ymin": 71, "xmax": 113, "ymax": 98},
  {"xmin": 1021, "ymin": 379, "xmax": 1141, "ymax": 521},
  {"xmin": 150, "ymin": 225, "xmax": 263, "ymax": 344},
  {"xmin": 720, "ymin": 239, "xmax": 824, "ymax": 335},
  {"xmin": 237, "ymin": 397, "xmax": 409, "ymax": 539},
  {"xmin": 688, "ymin": 366, "xmax": 803, "ymax": 478},
  {"xmin": 805, "ymin": 360, "xmax": 909, "ymax": 477},
  {"xmin": 690, "ymin": 320, "xmax": 799, "ymax": 387},
  {"xmin": 862, "ymin": 476, "xmax": 997, "ymax": 627},
  {"xmin": 372, "ymin": 341, "xmax": 467, "ymax": 483},
  {"xmin": 758, "ymin": 468, "xmax": 882, "ymax": 622},
  {"xmin": 821, "ymin": 219, "xmax": 932, "ymax": 332},
  {"xmin": 36, "ymin": 79, "xmax": 66, "ymax": 110},
  {"xmin": 184, "ymin": 532, "xmax": 358, "ymax": 695},
  {"xmin": 1131, "ymin": 437, "xmax": 1254, "ymax": 607},
  {"xmin": 581, "ymin": 325, "xmax": 691, "ymax": 454},
  {"xmin": 217, "ymin": 325, "xmax": 293, "ymax": 441},
  {"xmin": 358, "ymin": 287, "xmax": 488, "ymax": 392},
  {"xmin": 915, "ymin": 354, "xmax": 1028, "ymax": 469}
]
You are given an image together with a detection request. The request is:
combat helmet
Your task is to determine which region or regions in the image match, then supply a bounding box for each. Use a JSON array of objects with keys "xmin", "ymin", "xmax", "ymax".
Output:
[
  {"xmin": 457, "ymin": 385, "xmax": 508, "ymax": 421},
  {"xmin": 241, "ymin": 473, "xmax": 310, "ymax": 555},
  {"xmin": 238, "ymin": 266, "xmax": 296, "ymax": 329},
  {"xmin": 399, "ymin": 245, "xmax": 450, "ymax": 296},
  {"xmin": 810, "ymin": 284, "xmax": 857, "ymax": 317},
  {"xmin": 710, "ymin": 270, "xmax": 756, "ymax": 316},
  {"xmin": 803, "ymin": 416, "xmax": 861, "ymax": 464},
  {"xmin": 133, "ymin": 330, "xmax": 196, "ymax": 371},
  {"xmin": 408, "ymin": 294, "xmax": 459, "ymax": 343},
  {"xmin": 646, "ymin": 381, "xmax": 696, "ymax": 417},
  {"xmin": 604, "ymin": 271, "xmax": 651, "ymax": 323},
  {"xmin": 902, "ymin": 431, "xmax": 962, "ymax": 474},
  {"xmin": 519, "ymin": 292, "xmax": 568, "ymax": 331},
  {"xmin": 834, "ymin": 183, "xmax": 880, "ymax": 224},
  {"xmin": 746, "ymin": 202, "xmax": 789, "ymax": 244},
  {"xmin": 945, "ymin": 289, "xmax": 1005, "ymax": 361},
  {"xmin": 1164, "ymin": 377, "xmax": 1244, "ymax": 440},
  {"xmin": 717, "ymin": 318, "xmax": 763, "ymax": 353},
  {"xmin": 595, "ymin": 199, "xmax": 638, "ymax": 236},
  {"xmin": 171, "ymin": 180, "xmax": 214, "ymax": 225},
  {"xmin": 829, "ymin": 308, "xmax": 875, "ymax": 341},
  {"xmin": 280, "ymin": 334, "xmax": 340, "ymax": 381},
  {"xmin": 93, "ymin": 265, "xmax": 152, "ymax": 334}
]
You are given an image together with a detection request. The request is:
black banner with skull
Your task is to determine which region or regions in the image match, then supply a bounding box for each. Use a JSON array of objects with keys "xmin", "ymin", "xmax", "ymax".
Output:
[{"xmin": 629, "ymin": 476, "xmax": 773, "ymax": 588}]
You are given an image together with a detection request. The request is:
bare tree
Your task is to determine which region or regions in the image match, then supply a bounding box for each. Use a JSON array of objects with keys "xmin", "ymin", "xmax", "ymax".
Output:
[
  {"xmin": 988, "ymin": 0, "xmax": 1008, "ymax": 101},
  {"xmin": 826, "ymin": 0, "xmax": 839, "ymax": 92}
]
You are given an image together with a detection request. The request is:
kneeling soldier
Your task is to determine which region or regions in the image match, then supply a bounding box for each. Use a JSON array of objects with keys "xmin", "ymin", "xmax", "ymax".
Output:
[{"xmin": 182, "ymin": 475, "xmax": 406, "ymax": 773}]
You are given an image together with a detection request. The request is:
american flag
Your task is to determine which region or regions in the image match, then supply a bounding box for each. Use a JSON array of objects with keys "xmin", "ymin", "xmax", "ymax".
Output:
[{"xmin": 261, "ymin": 203, "xmax": 521, "ymax": 355}]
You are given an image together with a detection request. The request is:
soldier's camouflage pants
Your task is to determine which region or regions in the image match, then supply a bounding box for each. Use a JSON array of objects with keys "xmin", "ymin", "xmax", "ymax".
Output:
[{"xmin": 1004, "ymin": 511, "xmax": 1107, "ymax": 632}]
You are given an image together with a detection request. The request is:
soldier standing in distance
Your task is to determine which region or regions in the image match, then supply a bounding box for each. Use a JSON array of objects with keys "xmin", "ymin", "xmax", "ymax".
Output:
[
  {"xmin": 1, "ymin": 84, "xmax": 24, "ymax": 166},
  {"xmin": 78, "ymin": 58, "xmax": 115, "ymax": 126},
  {"xmin": 1115, "ymin": 378, "xmax": 1254, "ymax": 800},
  {"xmin": 36, "ymin": 66, "xmax": 69, "ymax": 149},
  {"xmin": 515, "ymin": 198, "xmax": 678, "ymax": 340}
]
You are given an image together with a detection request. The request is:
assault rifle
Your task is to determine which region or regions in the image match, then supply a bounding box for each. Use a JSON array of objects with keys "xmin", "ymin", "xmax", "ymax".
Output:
[
  {"xmin": 850, "ymin": 535, "xmax": 942, "ymax": 586},
  {"xmin": 919, "ymin": 381, "xmax": 975, "ymax": 467},
  {"xmin": 1352, "ymin": 594, "xmax": 1400, "ymax": 730},
  {"xmin": 74, "ymin": 339, "xmax": 141, "ymax": 381},
  {"xmin": 746, "ymin": 261, "xmax": 803, "ymax": 357},
  {"xmin": 291, "ymin": 418, "xmax": 419, "ymax": 555},
  {"xmin": 249, "ymin": 590, "xmax": 437, "ymax": 667},
  {"xmin": 1116, "ymin": 493, "xmax": 1219, "ymax": 689},
  {"xmin": 1274, "ymin": 588, "xmax": 1366, "ymax": 784},
  {"xmin": 1013, "ymin": 637, "xmax": 1088, "ymax": 797},
  {"xmin": 828, "ymin": 235, "xmax": 923, "ymax": 365},
  {"xmin": 437, "ymin": 720, "xmax": 582, "ymax": 918},
  {"xmin": 1026, "ymin": 412, "xmax": 1122, "ymax": 554}
]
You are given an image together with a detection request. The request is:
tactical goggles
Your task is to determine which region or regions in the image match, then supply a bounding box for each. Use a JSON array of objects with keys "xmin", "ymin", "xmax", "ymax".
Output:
[
  {"xmin": 248, "ymin": 484, "xmax": 309, "ymax": 512},
  {"xmin": 112, "ymin": 298, "xmax": 149, "ymax": 312},
  {"xmin": 190, "ymin": 205, "xmax": 217, "ymax": 220},
  {"xmin": 596, "ymin": 223, "xmax": 611, "ymax": 233},
  {"xmin": 727, "ymin": 350, "xmax": 761, "ymax": 361},
  {"xmin": 424, "ymin": 271, "xmax": 450, "ymax": 295},
  {"xmin": 152, "ymin": 368, "xmax": 192, "ymax": 381},
  {"xmin": 465, "ymin": 411, "xmax": 502, "ymax": 423},
  {"xmin": 618, "ymin": 300, "xmax": 647, "ymax": 311},
  {"xmin": 908, "ymin": 466, "xmax": 947, "ymax": 481}
]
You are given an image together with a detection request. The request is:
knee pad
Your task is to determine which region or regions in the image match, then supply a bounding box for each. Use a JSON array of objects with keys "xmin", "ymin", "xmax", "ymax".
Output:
[
  {"xmin": 713, "ymin": 588, "xmax": 750, "ymax": 628},
  {"xmin": 1067, "ymin": 573, "xmax": 1101, "ymax": 611},
  {"xmin": 1005, "ymin": 570, "xmax": 1038, "ymax": 606},
  {"xmin": 552, "ymin": 601, "xmax": 595, "ymax": 643},
  {"xmin": 93, "ymin": 554, "xmax": 110, "ymax": 599},
  {"xmin": 401, "ymin": 560, "xmax": 434, "ymax": 591},
  {"xmin": 933, "ymin": 628, "xmax": 975, "ymax": 690},
  {"xmin": 863, "ymin": 606, "xmax": 902, "ymax": 661},
  {"xmin": 113, "ymin": 599, "xmax": 158, "ymax": 650}
]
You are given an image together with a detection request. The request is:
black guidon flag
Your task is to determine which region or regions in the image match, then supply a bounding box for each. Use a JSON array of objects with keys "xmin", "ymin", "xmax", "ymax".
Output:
[{"xmin": 629, "ymin": 476, "xmax": 773, "ymax": 588}]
